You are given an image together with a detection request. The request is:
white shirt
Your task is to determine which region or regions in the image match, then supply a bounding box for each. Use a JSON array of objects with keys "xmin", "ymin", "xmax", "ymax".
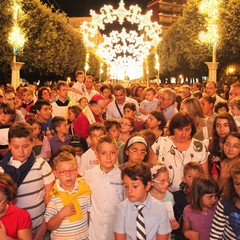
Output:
[
  {"xmin": 79, "ymin": 148, "xmax": 98, "ymax": 176},
  {"xmin": 106, "ymin": 97, "xmax": 140, "ymax": 119},
  {"xmin": 83, "ymin": 165, "xmax": 124, "ymax": 240}
]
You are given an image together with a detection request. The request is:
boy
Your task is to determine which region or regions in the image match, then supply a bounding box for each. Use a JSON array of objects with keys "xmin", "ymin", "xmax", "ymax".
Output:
[
  {"xmin": 79, "ymin": 122, "xmax": 106, "ymax": 176},
  {"xmin": 44, "ymin": 151, "xmax": 91, "ymax": 239},
  {"xmin": 83, "ymin": 135, "xmax": 124, "ymax": 240},
  {"xmin": 0, "ymin": 122, "xmax": 55, "ymax": 239},
  {"xmin": 114, "ymin": 162, "xmax": 171, "ymax": 240},
  {"xmin": 69, "ymin": 70, "xmax": 86, "ymax": 103},
  {"xmin": 20, "ymin": 86, "xmax": 35, "ymax": 121},
  {"xmin": 49, "ymin": 116, "xmax": 72, "ymax": 159},
  {"xmin": 173, "ymin": 162, "xmax": 204, "ymax": 240},
  {"xmin": 140, "ymin": 87, "xmax": 160, "ymax": 121},
  {"xmin": 103, "ymin": 118, "xmax": 124, "ymax": 164},
  {"xmin": 51, "ymin": 81, "xmax": 73, "ymax": 118}
]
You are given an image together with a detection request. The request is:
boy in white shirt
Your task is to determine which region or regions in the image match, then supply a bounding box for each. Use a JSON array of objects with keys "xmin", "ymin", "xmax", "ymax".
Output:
[
  {"xmin": 69, "ymin": 70, "xmax": 86, "ymax": 103},
  {"xmin": 79, "ymin": 123, "xmax": 106, "ymax": 176},
  {"xmin": 83, "ymin": 135, "xmax": 124, "ymax": 240}
]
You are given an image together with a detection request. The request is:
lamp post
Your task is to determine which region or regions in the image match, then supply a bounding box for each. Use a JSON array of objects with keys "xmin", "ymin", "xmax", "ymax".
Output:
[
  {"xmin": 9, "ymin": 0, "xmax": 25, "ymax": 91},
  {"xmin": 155, "ymin": 54, "xmax": 160, "ymax": 85},
  {"xmin": 199, "ymin": 0, "xmax": 220, "ymax": 83}
]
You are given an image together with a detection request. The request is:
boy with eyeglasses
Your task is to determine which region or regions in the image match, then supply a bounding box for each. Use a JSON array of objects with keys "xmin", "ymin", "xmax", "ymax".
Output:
[{"xmin": 44, "ymin": 151, "xmax": 91, "ymax": 240}]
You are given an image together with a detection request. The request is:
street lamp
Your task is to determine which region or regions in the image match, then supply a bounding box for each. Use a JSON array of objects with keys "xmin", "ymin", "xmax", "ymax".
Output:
[
  {"xmin": 199, "ymin": 0, "xmax": 220, "ymax": 83},
  {"xmin": 9, "ymin": 0, "xmax": 25, "ymax": 90}
]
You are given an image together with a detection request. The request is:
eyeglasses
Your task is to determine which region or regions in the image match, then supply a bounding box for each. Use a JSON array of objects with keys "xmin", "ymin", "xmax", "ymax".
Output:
[
  {"xmin": 223, "ymin": 142, "xmax": 240, "ymax": 150},
  {"xmin": 120, "ymin": 122, "xmax": 132, "ymax": 127},
  {"xmin": 152, "ymin": 179, "xmax": 171, "ymax": 185},
  {"xmin": 57, "ymin": 168, "xmax": 77, "ymax": 176},
  {"xmin": 0, "ymin": 197, "xmax": 7, "ymax": 205},
  {"xmin": 128, "ymin": 149, "xmax": 147, "ymax": 155}
]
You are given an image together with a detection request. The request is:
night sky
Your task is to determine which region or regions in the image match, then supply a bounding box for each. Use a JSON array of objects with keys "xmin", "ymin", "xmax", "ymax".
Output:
[{"xmin": 41, "ymin": 0, "xmax": 148, "ymax": 17}]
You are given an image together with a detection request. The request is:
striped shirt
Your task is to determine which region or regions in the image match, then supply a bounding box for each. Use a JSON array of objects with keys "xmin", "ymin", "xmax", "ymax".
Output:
[
  {"xmin": 10, "ymin": 157, "xmax": 55, "ymax": 232},
  {"xmin": 44, "ymin": 180, "xmax": 91, "ymax": 240},
  {"xmin": 210, "ymin": 198, "xmax": 238, "ymax": 239}
]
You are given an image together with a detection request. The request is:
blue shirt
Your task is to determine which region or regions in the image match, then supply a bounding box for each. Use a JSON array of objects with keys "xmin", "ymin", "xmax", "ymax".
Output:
[{"xmin": 114, "ymin": 194, "xmax": 171, "ymax": 240}]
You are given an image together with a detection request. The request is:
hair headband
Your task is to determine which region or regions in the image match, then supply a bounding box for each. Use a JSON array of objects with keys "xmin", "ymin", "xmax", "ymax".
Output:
[
  {"xmin": 127, "ymin": 136, "xmax": 147, "ymax": 148},
  {"xmin": 0, "ymin": 183, "xmax": 6, "ymax": 189},
  {"xmin": 150, "ymin": 165, "xmax": 166, "ymax": 178}
]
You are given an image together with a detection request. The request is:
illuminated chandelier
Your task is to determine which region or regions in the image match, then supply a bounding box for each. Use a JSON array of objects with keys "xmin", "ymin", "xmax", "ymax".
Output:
[{"xmin": 81, "ymin": 0, "xmax": 162, "ymax": 80}]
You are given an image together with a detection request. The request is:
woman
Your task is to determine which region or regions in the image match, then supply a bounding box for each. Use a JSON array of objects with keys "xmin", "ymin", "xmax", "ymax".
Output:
[
  {"xmin": 180, "ymin": 97, "xmax": 213, "ymax": 141},
  {"xmin": 200, "ymin": 93, "xmax": 217, "ymax": 121},
  {"xmin": 146, "ymin": 110, "xmax": 167, "ymax": 138},
  {"xmin": 100, "ymin": 85, "xmax": 114, "ymax": 106},
  {"xmin": 37, "ymin": 86, "xmax": 51, "ymax": 101},
  {"xmin": 152, "ymin": 112, "xmax": 208, "ymax": 192}
]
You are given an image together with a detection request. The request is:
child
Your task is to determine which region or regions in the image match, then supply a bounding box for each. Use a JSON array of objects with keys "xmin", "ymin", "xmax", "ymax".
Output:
[
  {"xmin": 51, "ymin": 81, "xmax": 73, "ymax": 118},
  {"xmin": 49, "ymin": 116, "xmax": 72, "ymax": 159},
  {"xmin": 207, "ymin": 113, "xmax": 238, "ymax": 182},
  {"xmin": 114, "ymin": 162, "xmax": 171, "ymax": 239},
  {"xmin": 183, "ymin": 174, "xmax": 219, "ymax": 240},
  {"xmin": 210, "ymin": 161, "xmax": 240, "ymax": 239},
  {"xmin": 150, "ymin": 164, "xmax": 179, "ymax": 239},
  {"xmin": 140, "ymin": 87, "xmax": 160, "ymax": 121},
  {"xmin": 44, "ymin": 152, "xmax": 91, "ymax": 239},
  {"xmin": 173, "ymin": 162, "xmax": 204, "ymax": 240},
  {"xmin": 79, "ymin": 96, "xmax": 88, "ymax": 110},
  {"xmin": 70, "ymin": 136, "xmax": 89, "ymax": 175},
  {"xmin": 20, "ymin": 86, "xmax": 35, "ymax": 121},
  {"xmin": 0, "ymin": 172, "xmax": 32, "ymax": 240},
  {"xmin": 0, "ymin": 102, "xmax": 16, "ymax": 158},
  {"xmin": 0, "ymin": 122, "xmax": 55, "ymax": 239},
  {"xmin": 79, "ymin": 122, "xmax": 106, "ymax": 176},
  {"xmin": 123, "ymin": 102, "xmax": 144, "ymax": 131},
  {"xmin": 216, "ymin": 132, "xmax": 240, "ymax": 191},
  {"xmin": 69, "ymin": 70, "xmax": 86, "ymax": 103},
  {"xmin": 83, "ymin": 135, "xmax": 124, "ymax": 240},
  {"xmin": 230, "ymin": 96, "xmax": 240, "ymax": 130},
  {"xmin": 214, "ymin": 101, "xmax": 229, "ymax": 115},
  {"xmin": 103, "ymin": 118, "xmax": 124, "ymax": 164},
  {"xmin": 68, "ymin": 105, "xmax": 82, "ymax": 135},
  {"xmin": 119, "ymin": 116, "xmax": 135, "ymax": 143},
  {"xmin": 27, "ymin": 117, "xmax": 51, "ymax": 161}
]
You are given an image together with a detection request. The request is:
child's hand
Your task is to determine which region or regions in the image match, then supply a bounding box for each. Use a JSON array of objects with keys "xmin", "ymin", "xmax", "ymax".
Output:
[
  {"xmin": 170, "ymin": 218, "xmax": 180, "ymax": 230},
  {"xmin": 184, "ymin": 230, "xmax": 199, "ymax": 240},
  {"xmin": 59, "ymin": 203, "xmax": 76, "ymax": 219},
  {"xmin": 212, "ymin": 156, "xmax": 221, "ymax": 163},
  {"xmin": 0, "ymin": 221, "xmax": 7, "ymax": 238},
  {"xmin": 20, "ymin": 107, "xmax": 27, "ymax": 116},
  {"xmin": 44, "ymin": 192, "xmax": 52, "ymax": 205}
]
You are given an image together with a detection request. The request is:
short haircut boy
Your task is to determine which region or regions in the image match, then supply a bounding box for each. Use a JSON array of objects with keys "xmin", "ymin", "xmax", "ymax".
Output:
[
  {"xmin": 103, "ymin": 119, "xmax": 121, "ymax": 132},
  {"xmin": 88, "ymin": 122, "xmax": 106, "ymax": 135},
  {"xmin": 183, "ymin": 162, "xmax": 204, "ymax": 176},
  {"xmin": 145, "ymin": 87, "xmax": 156, "ymax": 95},
  {"xmin": 22, "ymin": 86, "xmax": 34, "ymax": 95},
  {"xmin": 8, "ymin": 121, "xmax": 33, "ymax": 142},
  {"xmin": 96, "ymin": 135, "xmax": 117, "ymax": 151},
  {"xmin": 121, "ymin": 162, "xmax": 151, "ymax": 186},
  {"xmin": 51, "ymin": 116, "xmax": 67, "ymax": 132},
  {"xmin": 75, "ymin": 70, "xmax": 84, "ymax": 77},
  {"xmin": 53, "ymin": 151, "xmax": 77, "ymax": 170}
]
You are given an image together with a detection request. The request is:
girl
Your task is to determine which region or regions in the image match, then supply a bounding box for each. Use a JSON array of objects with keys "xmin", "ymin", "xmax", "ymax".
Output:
[
  {"xmin": 120, "ymin": 134, "xmax": 149, "ymax": 170},
  {"xmin": 217, "ymin": 132, "xmax": 240, "ymax": 191},
  {"xmin": 123, "ymin": 102, "xmax": 143, "ymax": 131},
  {"xmin": 79, "ymin": 97, "xmax": 88, "ymax": 110},
  {"xmin": 0, "ymin": 102, "xmax": 16, "ymax": 158},
  {"xmin": 207, "ymin": 113, "xmax": 238, "ymax": 181},
  {"xmin": 27, "ymin": 117, "xmax": 51, "ymax": 161},
  {"xmin": 68, "ymin": 105, "xmax": 82, "ymax": 135},
  {"xmin": 146, "ymin": 110, "xmax": 167, "ymax": 138},
  {"xmin": 183, "ymin": 174, "xmax": 218, "ymax": 240},
  {"xmin": 210, "ymin": 161, "xmax": 240, "ymax": 239},
  {"xmin": 119, "ymin": 116, "xmax": 135, "ymax": 143},
  {"xmin": 150, "ymin": 164, "xmax": 180, "ymax": 239},
  {"xmin": 0, "ymin": 173, "xmax": 32, "ymax": 240}
]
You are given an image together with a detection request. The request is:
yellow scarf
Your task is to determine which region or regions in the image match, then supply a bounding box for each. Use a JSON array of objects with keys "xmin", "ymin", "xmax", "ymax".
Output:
[{"xmin": 51, "ymin": 178, "xmax": 91, "ymax": 222}]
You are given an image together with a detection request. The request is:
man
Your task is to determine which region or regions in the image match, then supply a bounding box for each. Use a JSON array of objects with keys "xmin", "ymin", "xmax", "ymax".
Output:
[
  {"xmin": 84, "ymin": 75, "xmax": 99, "ymax": 101},
  {"xmin": 34, "ymin": 99, "xmax": 53, "ymax": 134},
  {"xmin": 106, "ymin": 84, "xmax": 139, "ymax": 119},
  {"xmin": 73, "ymin": 94, "xmax": 107, "ymax": 138},
  {"xmin": 229, "ymin": 82, "xmax": 240, "ymax": 101},
  {"xmin": 4, "ymin": 89, "xmax": 25, "ymax": 121},
  {"xmin": 51, "ymin": 81, "xmax": 73, "ymax": 118},
  {"xmin": 205, "ymin": 81, "xmax": 225, "ymax": 105},
  {"xmin": 159, "ymin": 88, "xmax": 178, "ymax": 121}
]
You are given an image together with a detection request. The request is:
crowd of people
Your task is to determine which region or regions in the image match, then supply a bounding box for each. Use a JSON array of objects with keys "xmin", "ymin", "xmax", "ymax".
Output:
[{"xmin": 0, "ymin": 70, "xmax": 240, "ymax": 240}]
